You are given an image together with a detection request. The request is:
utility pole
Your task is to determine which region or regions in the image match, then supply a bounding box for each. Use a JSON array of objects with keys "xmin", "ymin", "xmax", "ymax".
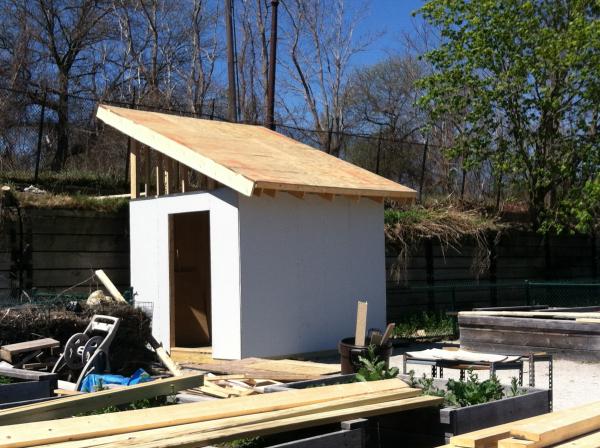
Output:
[
  {"xmin": 266, "ymin": 0, "xmax": 279, "ymax": 130},
  {"xmin": 225, "ymin": 0, "xmax": 237, "ymax": 122}
]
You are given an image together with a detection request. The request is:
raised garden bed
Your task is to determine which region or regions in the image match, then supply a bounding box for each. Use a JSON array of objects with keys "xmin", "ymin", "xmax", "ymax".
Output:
[
  {"xmin": 266, "ymin": 373, "xmax": 549, "ymax": 447},
  {"xmin": 373, "ymin": 374, "xmax": 550, "ymax": 447},
  {"xmin": 0, "ymin": 367, "xmax": 58, "ymax": 409}
]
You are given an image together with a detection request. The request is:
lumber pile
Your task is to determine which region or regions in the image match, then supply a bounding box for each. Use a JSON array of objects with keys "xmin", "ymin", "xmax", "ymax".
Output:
[
  {"xmin": 442, "ymin": 400, "xmax": 600, "ymax": 448},
  {"xmin": 0, "ymin": 378, "xmax": 443, "ymax": 448},
  {"xmin": 183, "ymin": 357, "xmax": 340, "ymax": 382},
  {"xmin": 186, "ymin": 374, "xmax": 281, "ymax": 398}
]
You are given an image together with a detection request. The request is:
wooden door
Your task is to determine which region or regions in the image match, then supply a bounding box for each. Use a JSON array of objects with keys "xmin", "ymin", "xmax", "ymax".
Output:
[{"xmin": 170, "ymin": 211, "xmax": 211, "ymax": 347}]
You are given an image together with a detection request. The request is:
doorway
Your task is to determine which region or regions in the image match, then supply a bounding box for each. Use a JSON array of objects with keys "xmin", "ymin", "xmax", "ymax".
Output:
[{"xmin": 169, "ymin": 211, "xmax": 211, "ymax": 348}]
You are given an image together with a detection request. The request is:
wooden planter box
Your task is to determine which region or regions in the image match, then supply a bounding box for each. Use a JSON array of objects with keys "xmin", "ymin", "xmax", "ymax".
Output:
[
  {"xmin": 372, "ymin": 375, "xmax": 550, "ymax": 447},
  {"xmin": 0, "ymin": 367, "xmax": 58, "ymax": 409},
  {"xmin": 264, "ymin": 374, "xmax": 549, "ymax": 447}
]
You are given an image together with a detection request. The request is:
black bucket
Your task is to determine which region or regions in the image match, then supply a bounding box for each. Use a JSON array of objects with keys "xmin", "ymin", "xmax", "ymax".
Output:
[{"xmin": 338, "ymin": 336, "xmax": 393, "ymax": 375}]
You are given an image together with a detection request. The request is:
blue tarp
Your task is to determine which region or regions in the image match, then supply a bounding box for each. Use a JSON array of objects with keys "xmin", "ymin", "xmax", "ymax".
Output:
[{"xmin": 79, "ymin": 368, "xmax": 153, "ymax": 392}]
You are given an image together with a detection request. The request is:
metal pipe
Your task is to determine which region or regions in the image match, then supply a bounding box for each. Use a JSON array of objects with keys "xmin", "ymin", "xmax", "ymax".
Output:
[{"xmin": 266, "ymin": 0, "xmax": 279, "ymax": 130}]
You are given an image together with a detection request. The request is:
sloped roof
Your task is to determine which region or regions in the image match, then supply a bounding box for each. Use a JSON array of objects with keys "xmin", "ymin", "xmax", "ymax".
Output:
[{"xmin": 96, "ymin": 105, "xmax": 417, "ymax": 200}]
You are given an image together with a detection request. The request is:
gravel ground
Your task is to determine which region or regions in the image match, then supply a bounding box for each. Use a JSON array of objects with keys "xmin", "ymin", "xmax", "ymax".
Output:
[{"xmin": 389, "ymin": 343, "xmax": 600, "ymax": 411}]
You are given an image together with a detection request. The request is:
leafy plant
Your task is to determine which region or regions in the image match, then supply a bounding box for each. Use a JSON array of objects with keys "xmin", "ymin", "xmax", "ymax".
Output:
[
  {"xmin": 445, "ymin": 370, "xmax": 504, "ymax": 407},
  {"xmin": 355, "ymin": 345, "xmax": 399, "ymax": 382},
  {"xmin": 419, "ymin": 369, "xmax": 505, "ymax": 407},
  {"xmin": 509, "ymin": 377, "xmax": 524, "ymax": 397},
  {"xmin": 417, "ymin": 374, "xmax": 445, "ymax": 399},
  {"xmin": 220, "ymin": 437, "xmax": 264, "ymax": 448},
  {"xmin": 0, "ymin": 376, "xmax": 14, "ymax": 384}
]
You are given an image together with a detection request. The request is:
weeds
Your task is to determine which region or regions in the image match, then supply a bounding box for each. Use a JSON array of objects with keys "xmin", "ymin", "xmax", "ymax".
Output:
[
  {"xmin": 355, "ymin": 345, "xmax": 399, "ymax": 382},
  {"xmin": 393, "ymin": 311, "xmax": 458, "ymax": 341}
]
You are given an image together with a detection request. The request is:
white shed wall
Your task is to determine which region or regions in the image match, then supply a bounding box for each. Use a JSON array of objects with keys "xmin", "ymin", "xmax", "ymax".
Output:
[
  {"xmin": 129, "ymin": 189, "xmax": 241, "ymax": 359},
  {"xmin": 238, "ymin": 193, "xmax": 386, "ymax": 358}
]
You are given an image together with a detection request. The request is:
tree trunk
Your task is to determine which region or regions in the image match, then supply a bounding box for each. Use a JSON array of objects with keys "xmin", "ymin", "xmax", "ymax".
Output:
[{"xmin": 51, "ymin": 79, "xmax": 69, "ymax": 172}]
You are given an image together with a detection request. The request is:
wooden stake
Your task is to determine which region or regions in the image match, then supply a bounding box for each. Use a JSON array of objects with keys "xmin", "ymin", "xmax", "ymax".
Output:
[
  {"xmin": 180, "ymin": 165, "xmax": 188, "ymax": 192},
  {"xmin": 156, "ymin": 153, "xmax": 164, "ymax": 197},
  {"xmin": 164, "ymin": 157, "xmax": 172, "ymax": 195},
  {"xmin": 355, "ymin": 301, "xmax": 368, "ymax": 346},
  {"xmin": 94, "ymin": 269, "xmax": 127, "ymax": 303},
  {"xmin": 380, "ymin": 323, "xmax": 395, "ymax": 345},
  {"xmin": 129, "ymin": 140, "xmax": 140, "ymax": 199},
  {"xmin": 144, "ymin": 146, "xmax": 151, "ymax": 197}
]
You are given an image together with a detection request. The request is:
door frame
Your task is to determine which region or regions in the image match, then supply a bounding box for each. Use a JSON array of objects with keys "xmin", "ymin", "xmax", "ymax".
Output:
[{"xmin": 168, "ymin": 211, "xmax": 212, "ymax": 348}]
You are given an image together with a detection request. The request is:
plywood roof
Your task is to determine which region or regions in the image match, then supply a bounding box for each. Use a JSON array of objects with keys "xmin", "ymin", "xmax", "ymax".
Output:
[{"xmin": 97, "ymin": 105, "xmax": 417, "ymax": 200}]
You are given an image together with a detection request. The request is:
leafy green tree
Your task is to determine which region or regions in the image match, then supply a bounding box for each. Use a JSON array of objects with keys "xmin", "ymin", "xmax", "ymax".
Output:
[{"xmin": 418, "ymin": 0, "xmax": 600, "ymax": 231}]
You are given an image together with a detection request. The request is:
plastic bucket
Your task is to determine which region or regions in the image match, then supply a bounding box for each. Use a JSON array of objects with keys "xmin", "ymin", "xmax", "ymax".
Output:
[{"xmin": 338, "ymin": 336, "xmax": 393, "ymax": 375}]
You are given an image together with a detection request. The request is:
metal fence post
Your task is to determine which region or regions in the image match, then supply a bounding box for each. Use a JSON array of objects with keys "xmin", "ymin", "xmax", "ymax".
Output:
[{"xmin": 525, "ymin": 280, "xmax": 531, "ymax": 306}]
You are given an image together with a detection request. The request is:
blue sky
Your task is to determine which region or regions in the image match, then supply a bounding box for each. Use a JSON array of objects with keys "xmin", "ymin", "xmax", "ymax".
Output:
[{"xmin": 352, "ymin": 0, "xmax": 426, "ymax": 67}]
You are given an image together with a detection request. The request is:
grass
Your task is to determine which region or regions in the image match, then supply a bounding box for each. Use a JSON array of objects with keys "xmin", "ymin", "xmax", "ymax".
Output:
[
  {"xmin": 1, "ymin": 169, "xmax": 128, "ymax": 195},
  {"xmin": 393, "ymin": 311, "xmax": 458, "ymax": 341},
  {"xmin": 14, "ymin": 191, "xmax": 129, "ymax": 213}
]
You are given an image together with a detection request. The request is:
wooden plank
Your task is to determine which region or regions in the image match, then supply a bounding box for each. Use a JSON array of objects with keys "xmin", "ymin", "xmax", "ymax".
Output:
[
  {"xmin": 248, "ymin": 360, "xmax": 339, "ymax": 376},
  {"xmin": 576, "ymin": 318, "xmax": 600, "ymax": 324},
  {"xmin": 460, "ymin": 311, "xmax": 600, "ymax": 320},
  {"xmin": 130, "ymin": 139, "xmax": 140, "ymax": 199},
  {"xmin": 355, "ymin": 301, "xmax": 368, "ymax": 346},
  {"xmin": 497, "ymin": 438, "xmax": 537, "ymax": 447},
  {"xmin": 45, "ymin": 395, "xmax": 441, "ymax": 448},
  {"xmin": 552, "ymin": 430, "xmax": 600, "ymax": 447},
  {"xmin": 0, "ymin": 367, "xmax": 56, "ymax": 383},
  {"xmin": 510, "ymin": 402, "xmax": 600, "ymax": 446},
  {"xmin": 450, "ymin": 401, "xmax": 600, "ymax": 448},
  {"xmin": 96, "ymin": 105, "xmax": 416, "ymax": 200},
  {"xmin": 180, "ymin": 165, "xmax": 188, "ymax": 192},
  {"xmin": 0, "ymin": 374, "xmax": 204, "ymax": 426},
  {"xmin": 0, "ymin": 379, "xmax": 414, "ymax": 447},
  {"xmin": 144, "ymin": 145, "xmax": 152, "ymax": 197},
  {"xmin": 148, "ymin": 336, "xmax": 183, "ymax": 377},
  {"xmin": 164, "ymin": 156, "xmax": 173, "ymax": 195},
  {"xmin": 183, "ymin": 358, "xmax": 338, "ymax": 382},
  {"xmin": 156, "ymin": 152, "xmax": 164, "ymax": 197},
  {"xmin": 0, "ymin": 338, "xmax": 59, "ymax": 363},
  {"xmin": 94, "ymin": 269, "xmax": 127, "ymax": 303},
  {"xmin": 380, "ymin": 323, "xmax": 395, "ymax": 345}
]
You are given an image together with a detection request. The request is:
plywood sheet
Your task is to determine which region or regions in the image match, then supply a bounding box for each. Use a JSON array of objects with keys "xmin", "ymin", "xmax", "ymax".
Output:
[{"xmin": 97, "ymin": 105, "xmax": 417, "ymax": 200}]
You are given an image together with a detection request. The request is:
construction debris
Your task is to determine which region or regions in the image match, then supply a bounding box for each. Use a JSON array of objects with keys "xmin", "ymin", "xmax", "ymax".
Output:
[
  {"xmin": 443, "ymin": 400, "xmax": 600, "ymax": 448},
  {"xmin": 0, "ymin": 338, "xmax": 59, "ymax": 368},
  {"xmin": 0, "ymin": 373, "xmax": 203, "ymax": 425},
  {"xmin": 0, "ymin": 378, "xmax": 442, "ymax": 448},
  {"xmin": 183, "ymin": 357, "xmax": 340, "ymax": 382}
]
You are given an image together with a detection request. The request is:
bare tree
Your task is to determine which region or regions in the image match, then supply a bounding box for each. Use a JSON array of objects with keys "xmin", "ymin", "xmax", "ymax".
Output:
[
  {"xmin": 279, "ymin": 0, "xmax": 374, "ymax": 156},
  {"xmin": 8, "ymin": 0, "xmax": 116, "ymax": 170}
]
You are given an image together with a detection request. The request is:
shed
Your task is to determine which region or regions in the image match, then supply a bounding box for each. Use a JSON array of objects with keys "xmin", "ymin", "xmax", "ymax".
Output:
[{"xmin": 96, "ymin": 105, "xmax": 416, "ymax": 360}]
